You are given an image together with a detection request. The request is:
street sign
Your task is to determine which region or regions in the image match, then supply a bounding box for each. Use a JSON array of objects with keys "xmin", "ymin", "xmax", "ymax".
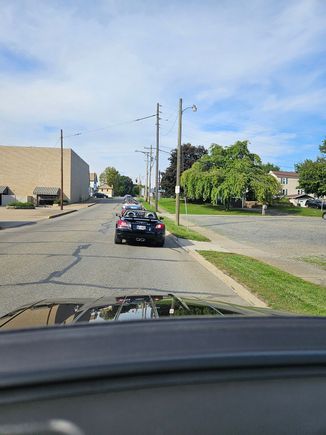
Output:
[{"xmin": 175, "ymin": 186, "xmax": 180, "ymax": 194}]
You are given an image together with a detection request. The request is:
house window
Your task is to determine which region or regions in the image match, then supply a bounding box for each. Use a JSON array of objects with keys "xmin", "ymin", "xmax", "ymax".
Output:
[
  {"xmin": 297, "ymin": 189, "xmax": 304, "ymax": 195},
  {"xmin": 281, "ymin": 178, "xmax": 288, "ymax": 184},
  {"xmin": 282, "ymin": 189, "xmax": 288, "ymax": 196}
]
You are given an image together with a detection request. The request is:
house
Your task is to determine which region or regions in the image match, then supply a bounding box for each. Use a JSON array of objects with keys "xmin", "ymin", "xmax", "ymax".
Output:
[
  {"xmin": 89, "ymin": 172, "xmax": 98, "ymax": 195},
  {"xmin": 98, "ymin": 184, "xmax": 113, "ymax": 197},
  {"xmin": 0, "ymin": 145, "xmax": 90, "ymax": 205},
  {"xmin": 287, "ymin": 193, "xmax": 314, "ymax": 207},
  {"xmin": 269, "ymin": 171, "xmax": 304, "ymax": 197}
]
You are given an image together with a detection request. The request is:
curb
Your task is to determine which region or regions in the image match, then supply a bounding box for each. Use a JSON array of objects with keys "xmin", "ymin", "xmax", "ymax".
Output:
[
  {"xmin": 169, "ymin": 232, "xmax": 267, "ymax": 308},
  {"xmin": 87, "ymin": 203, "xmax": 97, "ymax": 208},
  {"xmin": 48, "ymin": 210, "xmax": 77, "ymax": 219}
]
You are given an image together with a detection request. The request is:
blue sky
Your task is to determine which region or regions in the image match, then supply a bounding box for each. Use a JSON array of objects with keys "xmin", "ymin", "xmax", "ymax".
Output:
[{"xmin": 0, "ymin": 0, "xmax": 325, "ymax": 181}]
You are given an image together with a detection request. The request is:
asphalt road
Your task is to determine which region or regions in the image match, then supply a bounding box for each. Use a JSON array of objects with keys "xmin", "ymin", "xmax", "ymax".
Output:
[
  {"xmin": 0, "ymin": 199, "xmax": 246, "ymax": 316},
  {"xmin": 187, "ymin": 214, "xmax": 326, "ymax": 258}
]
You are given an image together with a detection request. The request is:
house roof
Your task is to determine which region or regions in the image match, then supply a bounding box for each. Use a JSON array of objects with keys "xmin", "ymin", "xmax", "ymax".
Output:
[
  {"xmin": 33, "ymin": 187, "xmax": 60, "ymax": 195},
  {"xmin": 0, "ymin": 186, "xmax": 8, "ymax": 194},
  {"xmin": 287, "ymin": 194, "xmax": 313, "ymax": 199},
  {"xmin": 270, "ymin": 171, "xmax": 298, "ymax": 178},
  {"xmin": 98, "ymin": 184, "xmax": 113, "ymax": 189}
]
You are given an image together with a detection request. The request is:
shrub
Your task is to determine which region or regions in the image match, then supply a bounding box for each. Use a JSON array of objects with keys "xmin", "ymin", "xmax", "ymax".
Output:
[{"xmin": 7, "ymin": 201, "xmax": 35, "ymax": 209}]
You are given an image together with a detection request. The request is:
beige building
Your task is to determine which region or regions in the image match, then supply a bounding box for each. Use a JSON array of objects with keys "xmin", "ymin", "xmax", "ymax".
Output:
[
  {"xmin": 0, "ymin": 145, "xmax": 89, "ymax": 205},
  {"xmin": 269, "ymin": 170, "xmax": 304, "ymax": 197},
  {"xmin": 98, "ymin": 184, "xmax": 113, "ymax": 197}
]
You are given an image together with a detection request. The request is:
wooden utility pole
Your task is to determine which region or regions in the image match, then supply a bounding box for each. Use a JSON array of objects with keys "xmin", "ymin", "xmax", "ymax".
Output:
[
  {"xmin": 60, "ymin": 129, "xmax": 64, "ymax": 210},
  {"xmin": 175, "ymin": 98, "xmax": 182, "ymax": 225},
  {"xmin": 155, "ymin": 103, "xmax": 160, "ymax": 211},
  {"xmin": 149, "ymin": 144, "xmax": 153, "ymax": 205}
]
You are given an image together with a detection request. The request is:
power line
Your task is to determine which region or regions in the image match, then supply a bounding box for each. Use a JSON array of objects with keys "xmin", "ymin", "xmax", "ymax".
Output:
[
  {"xmin": 62, "ymin": 113, "xmax": 156, "ymax": 139},
  {"xmin": 161, "ymin": 112, "xmax": 178, "ymax": 136}
]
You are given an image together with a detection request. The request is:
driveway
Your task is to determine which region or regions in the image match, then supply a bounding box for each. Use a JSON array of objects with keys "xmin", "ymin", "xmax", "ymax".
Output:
[
  {"xmin": 183, "ymin": 214, "xmax": 326, "ymax": 286},
  {"xmin": 186, "ymin": 215, "xmax": 325, "ymax": 258}
]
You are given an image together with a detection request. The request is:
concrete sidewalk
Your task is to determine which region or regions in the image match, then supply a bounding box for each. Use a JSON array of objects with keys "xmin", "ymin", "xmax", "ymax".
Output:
[
  {"xmin": 161, "ymin": 211, "xmax": 326, "ymax": 287},
  {"xmin": 0, "ymin": 202, "xmax": 96, "ymax": 229}
]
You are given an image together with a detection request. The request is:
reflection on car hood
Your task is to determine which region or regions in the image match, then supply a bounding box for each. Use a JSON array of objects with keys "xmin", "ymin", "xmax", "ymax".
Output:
[{"xmin": 0, "ymin": 293, "xmax": 290, "ymax": 330}]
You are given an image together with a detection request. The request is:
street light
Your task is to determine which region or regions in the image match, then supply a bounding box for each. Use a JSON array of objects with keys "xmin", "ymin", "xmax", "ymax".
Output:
[
  {"xmin": 175, "ymin": 99, "xmax": 197, "ymax": 225},
  {"xmin": 135, "ymin": 150, "xmax": 150, "ymax": 201}
]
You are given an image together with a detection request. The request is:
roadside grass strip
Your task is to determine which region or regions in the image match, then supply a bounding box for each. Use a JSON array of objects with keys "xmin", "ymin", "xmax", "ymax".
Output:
[
  {"xmin": 163, "ymin": 216, "xmax": 210, "ymax": 242},
  {"xmin": 298, "ymin": 255, "xmax": 326, "ymax": 271},
  {"xmin": 198, "ymin": 251, "xmax": 326, "ymax": 316},
  {"xmin": 141, "ymin": 200, "xmax": 210, "ymax": 241}
]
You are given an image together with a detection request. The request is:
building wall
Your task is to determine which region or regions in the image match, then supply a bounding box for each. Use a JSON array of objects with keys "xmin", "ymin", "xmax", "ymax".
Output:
[
  {"xmin": 270, "ymin": 172, "xmax": 302, "ymax": 196},
  {"xmin": 70, "ymin": 149, "xmax": 90, "ymax": 202},
  {"xmin": 0, "ymin": 146, "xmax": 89, "ymax": 203}
]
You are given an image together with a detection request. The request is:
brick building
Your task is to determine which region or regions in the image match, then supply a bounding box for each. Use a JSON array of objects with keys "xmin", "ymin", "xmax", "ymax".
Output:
[{"xmin": 0, "ymin": 145, "xmax": 89, "ymax": 205}]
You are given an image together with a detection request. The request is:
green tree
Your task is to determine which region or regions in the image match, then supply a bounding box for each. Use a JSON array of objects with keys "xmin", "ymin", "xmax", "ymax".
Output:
[
  {"xmin": 99, "ymin": 167, "xmax": 120, "ymax": 191},
  {"xmin": 181, "ymin": 141, "xmax": 280, "ymax": 209},
  {"xmin": 319, "ymin": 138, "xmax": 326, "ymax": 155},
  {"xmin": 115, "ymin": 175, "xmax": 134, "ymax": 196},
  {"xmin": 296, "ymin": 157, "xmax": 326, "ymax": 197},
  {"xmin": 160, "ymin": 143, "xmax": 207, "ymax": 196},
  {"xmin": 261, "ymin": 162, "xmax": 280, "ymax": 173}
]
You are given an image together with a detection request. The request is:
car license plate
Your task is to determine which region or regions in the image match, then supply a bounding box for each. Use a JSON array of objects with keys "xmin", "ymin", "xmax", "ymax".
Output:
[{"xmin": 137, "ymin": 225, "xmax": 146, "ymax": 230}]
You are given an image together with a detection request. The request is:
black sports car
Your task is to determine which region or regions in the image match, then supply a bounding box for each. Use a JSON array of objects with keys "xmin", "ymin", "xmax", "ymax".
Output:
[{"xmin": 115, "ymin": 210, "xmax": 165, "ymax": 246}]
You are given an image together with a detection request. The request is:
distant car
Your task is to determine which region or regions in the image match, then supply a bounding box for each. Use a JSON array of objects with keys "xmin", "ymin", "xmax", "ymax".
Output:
[
  {"xmin": 93, "ymin": 192, "xmax": 109, "ymax": 199},
  {"xmin": 306, "ymin": 198, "xmax": 326, "ymax": 209},
  {"xmin": 115, "ymin": 210, "xmax": 165, "ymax": 246},
  {"xmin": 123, "ymin": 194, "xmax": 135, "ymax": 202}
]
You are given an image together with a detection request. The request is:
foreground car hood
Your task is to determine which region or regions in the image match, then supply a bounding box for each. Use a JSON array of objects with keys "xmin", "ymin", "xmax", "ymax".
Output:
[{"xmin": 0, "ymin": 293, "xmax": 290, "ymax": 330}]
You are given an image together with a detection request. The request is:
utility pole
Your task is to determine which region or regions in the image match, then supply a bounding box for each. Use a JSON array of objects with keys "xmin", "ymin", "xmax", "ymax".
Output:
[
  {"xmin": 175, "ymin": 98, "xmax": 182, "ymax": 225},
  {"xmin": 175, "ymin": 100, "xmax": 197, "ymax": 225},
  {"xmin": 135, "ymin": 150, "xmax": 150, "ymax": 201},
  {"xmin": 149, "ymin": 144, "xmax": 153, "ymax": 204},
  {"xmin": 155, "ymin": 103, "xmax": 160, "ymax": 212},
  {"xmin": 60, "ymin": 129, "xmax": 64, "ymax": 210},
  {"xmin": 145, "ymin": 152, "xmax": 149, "ymax": 202}
]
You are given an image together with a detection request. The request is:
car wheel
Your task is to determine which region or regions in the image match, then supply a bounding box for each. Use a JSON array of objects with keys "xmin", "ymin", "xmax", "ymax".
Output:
[
  {"xmin": 114, "ymin": 234, "xmax": 122, "ymax": 244},
  {"xmin": 323, "ymin": 212, "xmax": 326, "ymax": 220}
]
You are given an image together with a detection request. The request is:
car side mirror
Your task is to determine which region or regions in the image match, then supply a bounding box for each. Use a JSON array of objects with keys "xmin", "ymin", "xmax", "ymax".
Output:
[{"xmin": 159, "ymin": 216, "xmax": 164, "ymax": 220}]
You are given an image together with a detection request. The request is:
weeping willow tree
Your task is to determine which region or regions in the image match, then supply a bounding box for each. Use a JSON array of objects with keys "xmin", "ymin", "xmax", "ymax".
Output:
[{"xmin": 181, "ymin": 141, "xmax": 280, "ymax": 209}]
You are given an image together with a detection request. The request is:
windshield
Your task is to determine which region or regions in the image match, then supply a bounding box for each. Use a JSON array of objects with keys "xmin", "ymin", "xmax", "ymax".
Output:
[{"xmin": 0, "ymin": 4, "xmax": 325, "ymax": 332}]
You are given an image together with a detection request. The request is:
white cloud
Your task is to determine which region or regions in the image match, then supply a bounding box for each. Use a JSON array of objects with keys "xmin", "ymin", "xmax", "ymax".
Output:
[{"xmin": 0, "ymin": 0, "xmax": 325, "ymax": 179}]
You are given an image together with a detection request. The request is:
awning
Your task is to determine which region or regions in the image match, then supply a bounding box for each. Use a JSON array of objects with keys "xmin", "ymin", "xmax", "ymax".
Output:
[
  {"xmin": 0, "ymin": 186, "xmax": 8, "ymax": 194},
  {"xmin": 33, "ymin": 187, "xmax": 60, "ymax": 195}
]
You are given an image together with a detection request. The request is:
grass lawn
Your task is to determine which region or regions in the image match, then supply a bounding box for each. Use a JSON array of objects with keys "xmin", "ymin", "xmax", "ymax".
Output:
[
  {"xmin": 158, "ymin": 198, "xmax": 261, "ymax": 215},
  {"xmin": 140, "ymin": 199, "xmax": 210, "ymax": 241},
  {"xmin": 198, "ymin": 251, "xmax": 326, "ymax": 316},
  {"xmin": 157, "ymin": 198, "xmax": 323, "ymax": 217},
  {"xmin": 298, "ymin": 255, "xmax": 326, "ymax": 271},
  {"xmin": 271, "ymin": 206, "xmax": 324, "ymax": 217},
  {"xmin": 163, "ymin": 216, "xmax": 210, "ymax": 241}
]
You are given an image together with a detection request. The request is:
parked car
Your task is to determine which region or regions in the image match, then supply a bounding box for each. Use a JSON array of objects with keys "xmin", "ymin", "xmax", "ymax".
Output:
[
  {"xmin": 119, "ymin": 203, "xmax": 143, "ymax": 216},
  {"xmin": 93, "ymin": 192, "xmax": 109, "ymax": 199},
  {"xmin": 115, "ymin": 210, "xmax": 165, "ymax": 246},
  {"xmin": 306, "ymin": 198, "xmax": 326, "ymax": 209}
]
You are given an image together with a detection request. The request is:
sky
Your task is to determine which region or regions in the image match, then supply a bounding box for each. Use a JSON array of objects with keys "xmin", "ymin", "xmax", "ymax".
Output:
[{"xmin": 0, "ymin": 0, "xmax": 325, "ymax": 183}]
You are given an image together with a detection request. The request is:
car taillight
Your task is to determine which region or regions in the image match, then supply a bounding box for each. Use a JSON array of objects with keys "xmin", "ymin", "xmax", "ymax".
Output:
[
  {"xmin": 117, "ymin": 220, "xmax": 130, "ymax": 229},
  {"xmin": 155, "ymin": 223, "xmax": 165, "ymax": 230}
]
